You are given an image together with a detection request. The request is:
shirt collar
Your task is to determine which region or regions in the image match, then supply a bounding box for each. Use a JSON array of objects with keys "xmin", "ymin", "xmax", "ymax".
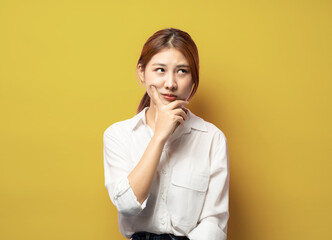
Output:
[
  {"xmin": 130, "ymin": 106, "xmax": 208, "ymax": 132},
  {"xmin": 130, "ymin": 107, "xmax": 149, "ymax": 131}
]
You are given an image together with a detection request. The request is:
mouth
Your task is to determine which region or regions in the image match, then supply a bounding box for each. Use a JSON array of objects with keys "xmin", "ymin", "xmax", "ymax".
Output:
[{"xmin": 161, "ymin": 93, "xmax": 177, "ymax": 101}]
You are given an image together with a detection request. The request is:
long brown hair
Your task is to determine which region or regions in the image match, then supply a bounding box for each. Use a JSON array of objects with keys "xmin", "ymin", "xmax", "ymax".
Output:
[{"xmin": 136, "ymin": 28, "xmax": 199, "ymax": 113}]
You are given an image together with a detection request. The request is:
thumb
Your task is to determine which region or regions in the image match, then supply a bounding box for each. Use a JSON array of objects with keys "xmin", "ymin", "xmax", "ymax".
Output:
[{"xmin": 149, "ymin": 85, "xmax": 163, "ymax": 107}]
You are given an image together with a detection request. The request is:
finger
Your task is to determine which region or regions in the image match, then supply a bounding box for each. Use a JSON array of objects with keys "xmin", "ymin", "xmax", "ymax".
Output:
[
  {"xmin": 172, "ymin": 119, "xmax": 185, "ymax": 134},
  {"xmin": 174, "ymin": 116, "xmax": 185, "ymax": 126},
  {"xmin": 172, "ymin": 108, "xmax": 189, "ymax": 121},
  {"xmin": 172, "ymin": 122, "xmax": 182, "ymax": 134},
  {"xmin": 167, "ymin": 99, "xmax": 189, "ymax": 110},
  {"xmin": 149, "ymin": 85, "xmax": 163, "ymax": 107}
]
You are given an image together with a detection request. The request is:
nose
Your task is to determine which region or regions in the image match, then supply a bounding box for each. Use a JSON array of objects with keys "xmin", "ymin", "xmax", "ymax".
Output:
[{"xmin": 165, "ymin": 73, "xmax": 177, "ymax": 90}]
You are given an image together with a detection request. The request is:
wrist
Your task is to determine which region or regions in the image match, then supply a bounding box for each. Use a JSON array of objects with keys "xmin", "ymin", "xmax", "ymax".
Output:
[{"xmin": 151, "ymin": 134, "xmax": 167, "ymax": 146}]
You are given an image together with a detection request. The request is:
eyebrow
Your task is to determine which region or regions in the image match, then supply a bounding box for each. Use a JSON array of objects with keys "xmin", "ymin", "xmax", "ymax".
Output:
[{"xmin": 151, "ymin": 63, "xmax": 190, "ymax": 68}]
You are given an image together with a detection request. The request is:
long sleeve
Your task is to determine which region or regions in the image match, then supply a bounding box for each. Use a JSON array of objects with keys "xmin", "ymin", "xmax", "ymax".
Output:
[
  {"xmin": 188, "ymin": 132, "xmax": 230, "ymax": 240},
  {"xmin": 103, "ymin": 125, "xmax": 148, "ymax": 216}
]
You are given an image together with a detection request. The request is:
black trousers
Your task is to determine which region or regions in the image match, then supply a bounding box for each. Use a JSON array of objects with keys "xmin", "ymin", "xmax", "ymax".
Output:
[{"xmin": 131, "ymin": 232, "xmax": 189, "ymax": 240}]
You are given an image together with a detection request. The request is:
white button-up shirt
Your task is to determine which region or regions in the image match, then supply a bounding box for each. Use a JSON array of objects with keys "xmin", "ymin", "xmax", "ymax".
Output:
[{"xmin": 103, "ymin": 107, "xmax": 229, "ymax": 240}]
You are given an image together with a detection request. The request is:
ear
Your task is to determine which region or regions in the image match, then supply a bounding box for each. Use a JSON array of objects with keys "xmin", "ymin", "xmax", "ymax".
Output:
[{"xmin": 137, "ymin": 64, "xmax": 145, "ymax": 84}]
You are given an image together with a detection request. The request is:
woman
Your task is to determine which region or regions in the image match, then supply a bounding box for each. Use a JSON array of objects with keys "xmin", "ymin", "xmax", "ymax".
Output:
[{"xmin": 103, "ymin": 28, "xmax": 229, "ymax": 240}]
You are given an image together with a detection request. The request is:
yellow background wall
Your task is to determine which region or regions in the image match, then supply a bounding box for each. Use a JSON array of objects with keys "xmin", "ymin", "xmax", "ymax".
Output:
[{"xmin": 1, "ymin": 0, "xmax": 331, "ymax": 239}]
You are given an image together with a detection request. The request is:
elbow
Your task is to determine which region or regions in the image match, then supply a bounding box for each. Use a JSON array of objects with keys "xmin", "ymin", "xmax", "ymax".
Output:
[
  {"xmin": 106, "ymin": 178, "xmax": 147, "ymax": 217},
  {"xmin": 110, "ymin": 186, "xmax": 147, "ymax": 217},
  {"xmin": 113, "ymin": 195, "xmax": 144, "ymax": 217},
  {"xmin": 117, "ymin": 206, "xmax": 142, "ymax": 217}
]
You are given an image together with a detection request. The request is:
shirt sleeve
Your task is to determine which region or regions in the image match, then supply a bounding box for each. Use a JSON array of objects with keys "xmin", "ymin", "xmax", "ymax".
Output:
[
  {"xmin": 103, "ymin": 125, "xmax": 149, "ymax": 216},
  {"xmin": 188, "ymin": 132, "xmax": 230, "ymax": 240}
]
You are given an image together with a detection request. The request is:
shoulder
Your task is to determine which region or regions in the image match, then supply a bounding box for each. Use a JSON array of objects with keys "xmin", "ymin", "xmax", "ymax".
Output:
[
  {"xmin": 103, "ymin": 113, "xmax": 139, "ymax": 138},
  {"xmin": 188, "ymin": 109, "xmax": 227, "ymax": 142}
]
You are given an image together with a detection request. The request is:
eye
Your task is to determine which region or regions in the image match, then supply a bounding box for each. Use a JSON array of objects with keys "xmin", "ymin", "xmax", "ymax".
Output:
[
  {"xmin": 178, "ymin": 69, "xmax": 188, "ymax": 74},
  {"xmin": 155, "ymin": 68, "xmax": 165, "ymax": 73}
]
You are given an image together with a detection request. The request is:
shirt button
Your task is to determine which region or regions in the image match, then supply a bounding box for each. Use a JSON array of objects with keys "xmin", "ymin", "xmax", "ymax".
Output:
[
  {"xmin": 161, "ymin": 169, "xmax": 166, "ymax": 174},
  {"xmin": 162, "ymin": 193, "xmax": 165, "ymax": 200},
  {"xmin": 161, "ymin": 219, "xmax": 165, "ymax": 225}
]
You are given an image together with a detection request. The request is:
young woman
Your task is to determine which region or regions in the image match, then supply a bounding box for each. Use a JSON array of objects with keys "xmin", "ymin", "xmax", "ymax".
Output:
[{"xmin": 103, "ymin": 28, "xmax": 229, "ymax": 240}]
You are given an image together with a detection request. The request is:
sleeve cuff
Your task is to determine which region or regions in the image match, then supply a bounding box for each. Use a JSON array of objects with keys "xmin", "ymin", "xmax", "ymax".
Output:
[{"xmin": 113, "ymin": 177, "xmax": 149, "ymax": 216}]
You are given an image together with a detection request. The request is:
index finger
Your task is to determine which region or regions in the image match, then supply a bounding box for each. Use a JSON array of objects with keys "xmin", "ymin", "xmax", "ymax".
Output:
[{"xmin": 167, "ymin": 99, "xmax": 189, "ymax": 110}]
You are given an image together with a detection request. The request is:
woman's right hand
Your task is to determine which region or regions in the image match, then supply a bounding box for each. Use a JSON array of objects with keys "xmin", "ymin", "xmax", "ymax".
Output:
[{"xmin": 149, "ymin": 85, "xmax": 189, "ymax": 143}]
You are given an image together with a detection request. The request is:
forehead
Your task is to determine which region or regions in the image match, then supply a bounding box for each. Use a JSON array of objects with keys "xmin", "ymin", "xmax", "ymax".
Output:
[{"xmin": 149, "ymin": 48, "xmax": 188, "ymax": 65}]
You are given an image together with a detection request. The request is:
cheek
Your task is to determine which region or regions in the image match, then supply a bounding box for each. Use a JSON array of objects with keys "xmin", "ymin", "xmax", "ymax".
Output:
[
  {"xmin": 143, "ymin": 73, "xmax": 158, "ymax": 97},
  {"xmin": 183, "ymin": 78, "xmax": 194, "ymax": 94},
  {"xmin": 144, "ymin": 72, "xmax": 155, "ymax": 85},
  {"xmin": 144, "ymin": 72, "xmax": 163, "ymax": 88},
  {"xmin": 186, "ymin": 85, "xmax": 193, "ymax": 97},
  {"xmin": 177, "ymin": 83, "xmax": 193, "ymax": 101}
]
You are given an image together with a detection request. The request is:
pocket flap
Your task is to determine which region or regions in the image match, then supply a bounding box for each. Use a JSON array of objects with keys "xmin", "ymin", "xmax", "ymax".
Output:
[{"xmin": 171, "ymin": 167, "xmax": 209, "ymax": 192}]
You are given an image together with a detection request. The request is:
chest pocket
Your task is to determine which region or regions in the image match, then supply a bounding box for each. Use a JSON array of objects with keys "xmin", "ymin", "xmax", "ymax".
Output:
[
  {"xmin": 167, "ymin": 167, "xmax": 210, "ymax": 234},
  {"xmin": 171, "ymin": 170, "xmax": 209, "ymax": 192}
]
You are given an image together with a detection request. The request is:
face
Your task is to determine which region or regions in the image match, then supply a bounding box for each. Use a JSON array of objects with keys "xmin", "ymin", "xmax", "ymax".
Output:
[{"xmin": 138, "ymin": 48, "xmax": 193, "ymax": 105}]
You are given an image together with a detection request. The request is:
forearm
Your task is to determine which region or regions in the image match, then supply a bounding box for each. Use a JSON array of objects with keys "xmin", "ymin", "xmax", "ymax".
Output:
[{"xmin": 128, "ymin": 135, "xmax": 166, "ymax": 204}]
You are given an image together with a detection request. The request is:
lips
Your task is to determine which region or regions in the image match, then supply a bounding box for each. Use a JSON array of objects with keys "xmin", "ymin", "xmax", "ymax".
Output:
[
  {"xmin": 162, "ymin": 93, "xmax": 177, "ymax": 97},
  {"xmin": 162, "ymin": 93, "xmax": 177, "ymax": 101}
]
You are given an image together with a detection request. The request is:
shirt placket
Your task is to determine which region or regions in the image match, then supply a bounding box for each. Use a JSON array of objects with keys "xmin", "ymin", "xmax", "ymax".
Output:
[{"xmin": 158, "ymin": 147, "xmax": 170, "ymax": 232}]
